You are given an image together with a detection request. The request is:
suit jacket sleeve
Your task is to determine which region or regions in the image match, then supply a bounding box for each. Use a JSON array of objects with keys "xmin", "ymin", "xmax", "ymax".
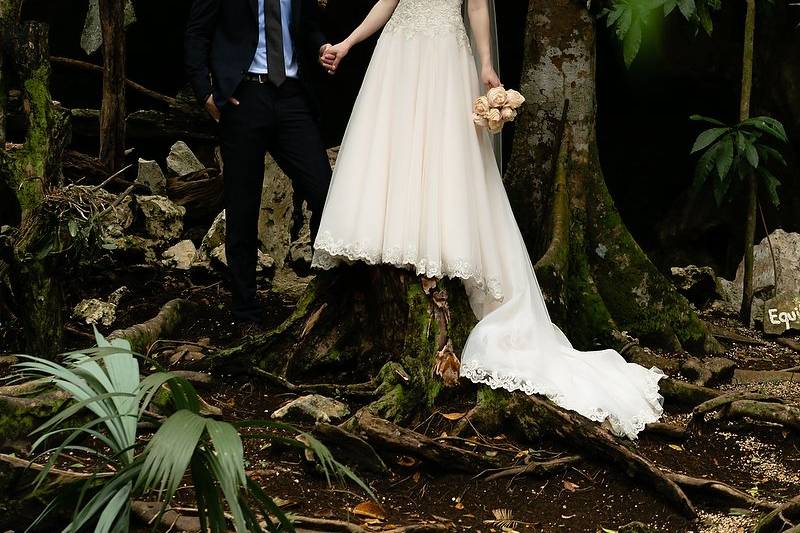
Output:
[
  {"xmin": 302, "ymin": 0, "xmax": 327, "ymax": 57},
  {"xmin": 185, "ymin": 0, "xmax": 222, "ymax": 105}
]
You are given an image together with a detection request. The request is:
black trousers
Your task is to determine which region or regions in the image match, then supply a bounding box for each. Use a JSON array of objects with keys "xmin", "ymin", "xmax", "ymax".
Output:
[{"xmin": 220, "ymin": 78, "xmax": 331, "ymax": 322}]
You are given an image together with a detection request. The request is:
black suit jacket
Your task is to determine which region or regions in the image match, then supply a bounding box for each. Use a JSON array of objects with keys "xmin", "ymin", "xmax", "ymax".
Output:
[{"xmin": 185, "ymin": 0, "xmax": 327, "ymax": 108}]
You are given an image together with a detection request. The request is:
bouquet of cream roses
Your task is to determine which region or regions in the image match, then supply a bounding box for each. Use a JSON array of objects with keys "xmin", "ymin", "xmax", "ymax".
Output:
[{"xmin": 473, "ymin": 87, "xmax": 525, "ymax": 134}]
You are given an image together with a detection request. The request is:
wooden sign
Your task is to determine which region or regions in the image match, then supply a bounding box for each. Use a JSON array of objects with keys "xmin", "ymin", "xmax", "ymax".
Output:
[{"xmin": 764, "ymin": 292, "xmax": 800, "ymax": 336}]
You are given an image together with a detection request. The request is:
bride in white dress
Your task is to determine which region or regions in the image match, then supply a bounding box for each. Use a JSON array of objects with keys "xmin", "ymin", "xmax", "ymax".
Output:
[{"xmin": 312, "ymin": 0, "xmax": 665, "ymax": 439}]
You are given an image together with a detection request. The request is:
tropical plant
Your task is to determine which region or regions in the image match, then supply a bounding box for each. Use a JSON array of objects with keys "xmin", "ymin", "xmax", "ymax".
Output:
[
  {"xmin": 689, "ymin": 115, "xmax": 788, "ymax": 206},
  {"xmin": 600, "ymin": 0, "xmax": 722, "ymax": 66},
  {"xmin": 15, "ymin": 331, "xmax": 370, "ymax": 533},
  {"xmin": 689, "ymin": 0, "xmax": 791, "ymax": 323}
]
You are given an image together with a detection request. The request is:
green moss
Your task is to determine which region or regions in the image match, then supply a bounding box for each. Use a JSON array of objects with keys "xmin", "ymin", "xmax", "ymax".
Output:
[
  {"xmin": 0, "ymin": 393, "xmax": 69, "ymax": 446},
  {"xmin": 583, "ymin": 161, "xmax": 715, "ymax": 353}
]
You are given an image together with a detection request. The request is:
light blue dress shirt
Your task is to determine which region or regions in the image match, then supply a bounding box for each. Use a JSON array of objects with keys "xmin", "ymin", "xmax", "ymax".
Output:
[{"xmin": 249, "ymin": 0, "xmax": 298, "ymax": 77}]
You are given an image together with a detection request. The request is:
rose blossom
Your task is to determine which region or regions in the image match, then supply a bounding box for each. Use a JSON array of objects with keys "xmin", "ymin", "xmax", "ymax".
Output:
[
  {"xmin": 505, "ymin": 89, "xmax": 526, "ymax": 109},
  {"xmin": 474, "ymin": 96, "xmax": 490, "ymax": 115},
  {"xmin": 473, "ymin": 113, "xmax": 489, "ymax": 127},
  {"xmin": 488, "ymin": 120, "xmax": 504, "ymax": 134},
  {"xmin": 486, "ymin": 108, "xmax": 501, "ymax": 122},
  {"xmin": 487, "ymin": 87, "xmax": 508, "ymax": 107},
  {"xmin": 500, "ymin": 106, "xmax": 517, "ymax": 120}
]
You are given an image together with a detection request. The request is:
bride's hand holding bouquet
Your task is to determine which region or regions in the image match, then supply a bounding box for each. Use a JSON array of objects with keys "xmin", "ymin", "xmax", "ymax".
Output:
[{"xmin": 473, "ymin": 78, "xmax": 526, "ymax": 134}]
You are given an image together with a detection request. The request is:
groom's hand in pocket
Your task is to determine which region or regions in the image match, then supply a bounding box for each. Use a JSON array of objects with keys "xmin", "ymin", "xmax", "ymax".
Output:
[{"xmin": 205, "ymin": 94, "xmax": 239, "ymax": 123}]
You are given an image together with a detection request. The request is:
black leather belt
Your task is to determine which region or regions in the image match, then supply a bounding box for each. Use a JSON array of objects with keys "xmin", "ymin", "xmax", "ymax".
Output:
[{"xmin": 243, "ymin": 72, "xmax": 271, "ymax": 83}]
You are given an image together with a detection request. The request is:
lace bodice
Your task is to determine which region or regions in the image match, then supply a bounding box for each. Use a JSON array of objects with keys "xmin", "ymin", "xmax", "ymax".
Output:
[{"xmin": 383, "ymin": 0, "xmax": 469, "ymax": 47}]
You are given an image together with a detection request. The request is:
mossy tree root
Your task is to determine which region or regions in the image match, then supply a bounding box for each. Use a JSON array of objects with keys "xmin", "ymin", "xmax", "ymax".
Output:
[
  {"xmin": 215, "ymin": 266, "xmax": 475, "ymax": 425},
  {"xmin": 108, "ymin": 298, "xmax": 195, "ymax": 354}
]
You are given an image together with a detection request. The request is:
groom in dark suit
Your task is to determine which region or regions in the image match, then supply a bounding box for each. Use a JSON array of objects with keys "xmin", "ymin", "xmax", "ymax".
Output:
[{"xmin": 185, "ymin": 0, "xmax": 333, "ymax": 328}]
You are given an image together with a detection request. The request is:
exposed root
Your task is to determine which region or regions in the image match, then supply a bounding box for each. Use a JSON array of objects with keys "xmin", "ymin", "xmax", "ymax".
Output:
[
  {"xmin": 508, "ymin": 394, "xmax": 696, "ymax": 518},
  {"xmin": 481, "ymin": 455, "xmax": 581, "ymax": 482},
  {"xmin": 291, "ymin": 515, "xmax": 450, "ymax": 533},
  {"xmin": 692, "ymin": 392, "xmax": 783, "ymax": 419},
  {"xmin": 313, "ymin": 423, "xmax": 388, "ymax": 474},
  {"xmin": 658, "ymin": 378, "xmax": 720, "ymax": 410},
  {"xmin": 723, "ymin": 400, "xmax": 800, "ymax": 431},
  {"xmin": 642, "ymin": 422, "xmax": 689, "ymax": 441},
  {"xmin": 250, "ymin": 367, "xmax": 380, "ymax": 399},
  {"xmin": 691, "ymin": 393, "xmax": 800, "ymax": 432},
  {"xmin": 108, "ymin": 298, "xmax": 195, "ymax": 353},
  {"xmin": 665, "ymin": 471, "xmax": 778, "ymax": 511},
  {"xmin": 345, "ymin": 411, "xmax": 502, "ymax": 473},
  {"xmin": 754, "ymin": 495, "xmax": 800, "ymax": 533}
]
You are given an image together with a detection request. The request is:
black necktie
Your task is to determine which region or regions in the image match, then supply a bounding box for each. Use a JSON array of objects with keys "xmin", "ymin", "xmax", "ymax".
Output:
[{"xmin": 265, "ymin": 0, "xmax": 286, "ymax": 86}]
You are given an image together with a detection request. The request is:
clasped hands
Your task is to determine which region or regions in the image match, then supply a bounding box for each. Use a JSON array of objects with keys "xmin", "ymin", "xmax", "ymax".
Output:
[{"xmin": 319, "ymin": 42, "xmax": 349, "ymax": 74}]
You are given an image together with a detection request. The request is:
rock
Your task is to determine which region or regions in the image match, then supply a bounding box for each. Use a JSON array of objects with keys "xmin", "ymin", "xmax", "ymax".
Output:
[
  {"xmin": 670, "ymin": 265, "xmax": 723, "ymax": 306},
  {"xmin": 763, "ymin": 291, "xmax": 800, "ymax": 335},
  {"xmin": 104, "ymin": 235, "xmax": 159, "ymax": 263},
  {"xmin": 196, "ymin": 210, "xmax": 226, "ymax": 265},
  {"xmin": 73, "ymin": 298, "xmax": 116, "ymax": 326},
  {"xmin": 704, "ymin": 299, "xmax": 739, "ymax": 318},
  {"xmin": 202, "ymin": 210, "xmax": 226, "ymax": 250},
  {"xmin": 681, "ymin": 357, "xmax": 712, "ymax": 386},
  {"xmin": 728, "ymin": 229, "xmax": 800, "ymax": 302},
  {"xmin": 210, "ymin": 244, "xmax": 227, "ymax": 267},
  {"xmin": 703, "ymin": 357, "xmax": 737, "ymax": 385},
  {"xmin": 163, "ymin": 240, "xmax": 197, "ymax": 270},
  {"xmin": 717, "ymin": 277, "xmax": 765, "ymax": 326},
  {"xmin": 166, "ymin": 141, "xmax": 205, "ymax": 176},
  {"xmin": 136, "ymin": 195, "xmax": 186, "ymax": 241},
  {"xmin": 135, "ymin": 158, "xmax": 167, "ymax": 195},
  {"xmin": 271, "ymin": 394, "xmax": 350, "ymax": 423},
  {"xmin": 257, "ymin": 250, "xmax": 275, "ymax": 272},
  {"xmin": 271, "ymin": 268, "xmax": 312, "ymax": 301},
  {"xmin": 259, "ymin": 155, "xmax": 295, "ymax": 269},
  {"xmin": 80, "ymin": 185, "xmax": 134, "ymax": 238},
  {"xmin": 108, "ymin": 286, "xmax": 131, "ymax": 305}
]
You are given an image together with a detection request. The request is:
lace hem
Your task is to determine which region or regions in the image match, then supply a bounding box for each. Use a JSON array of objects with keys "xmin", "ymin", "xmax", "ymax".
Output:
[
  {"xmin": 312, "ymin": 232, "xmax": 503, "ymax": 301},
  {"xmin": 459, "ymin": 359, "xmax": 666, "ymax": 440}
]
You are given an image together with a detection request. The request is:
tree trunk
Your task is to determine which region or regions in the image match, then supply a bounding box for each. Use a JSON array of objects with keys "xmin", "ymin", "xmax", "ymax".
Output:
[
  {"xmin": 505, "ymin": 0, "xmax": 720, "ymax": 353},
  {"xmin": 738, "ymin": 0, "xmax": 756, "ymax": 324},
  {"xmin": 0, "ymin": 19, "xmax": 70, "ymax": 356},
  {"xmin": 98, "ymin": 0, "xmax": 126, "ymax": 171},
  {"xmin": 215, "ymin": 266, "xmax": 476, "ymax": 424}
]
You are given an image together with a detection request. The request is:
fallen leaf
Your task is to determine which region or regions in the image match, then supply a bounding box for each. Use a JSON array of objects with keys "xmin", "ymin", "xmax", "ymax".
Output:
[
  {"xmin": 420, "ymin": 277, "xmax": 438, "ymax": 294},
  {"xmin": 668, "ymin": 444, "xmax": 684, "ymax": 451},
  {"xmin": 454, "ymin": 502, "xmax": 465, "ymax": 510},
  {"xmin": 300, "ymin": 303, "xmax": 328, "ymax": 339},
  {"xmin": 562, "ymin": 480, "xmax": 580, "ymax": 492},
  {"xmin": 397, "ymin": 456, "xmax": 419, "ymax": 468},
  {"xmin": 353, "ymin": 500, "xmax": 386, "ymax": 520},
  {"xmin": 432, "ymin": 341, "xmax": 460, "ymax": 387},
  {"xmin": 561, "ymin": 514, "xmax": 575, "ymax": 519},
  {"xmin": 412, "ymin": 471, "xmax": 421, "ymax": 483},
  {"xmin": 441, "ymin": 411, "xmax": 467, "ymax": 421}
]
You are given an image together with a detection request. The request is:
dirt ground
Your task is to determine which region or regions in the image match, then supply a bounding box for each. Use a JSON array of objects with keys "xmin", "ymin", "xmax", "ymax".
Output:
[{"xmin": 2, "ymin": 265, "xmax": 799, "ymax": 533}]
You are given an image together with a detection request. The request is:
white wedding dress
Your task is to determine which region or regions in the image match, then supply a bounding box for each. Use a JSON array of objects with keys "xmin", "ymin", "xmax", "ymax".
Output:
[{"xmin": 312, "ymin": 0, "xmax": 665, "ymax": 439}]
